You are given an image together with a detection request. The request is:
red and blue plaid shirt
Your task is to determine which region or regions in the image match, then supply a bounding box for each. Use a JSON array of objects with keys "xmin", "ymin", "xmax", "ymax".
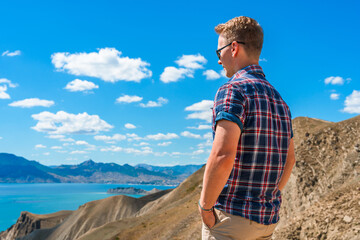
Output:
[{"xmin": 212, "ymin": 64, "xmax": 293, "ymax": 225}]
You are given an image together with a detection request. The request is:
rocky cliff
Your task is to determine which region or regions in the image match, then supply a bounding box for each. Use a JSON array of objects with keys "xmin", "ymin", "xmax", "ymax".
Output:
[{"xmin": 1, "ymin": 115, "xmax": 359, "ymax": 240}]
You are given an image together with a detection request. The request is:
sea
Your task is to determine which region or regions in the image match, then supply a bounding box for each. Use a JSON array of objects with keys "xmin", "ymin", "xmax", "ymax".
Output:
[{"xmin": 0, "ymin": 183, "xmax": 175, "ymax": 232}]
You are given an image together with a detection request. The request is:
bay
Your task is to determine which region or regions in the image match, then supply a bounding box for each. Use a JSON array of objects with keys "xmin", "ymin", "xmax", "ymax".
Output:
[{"xmin": 0, "ymin": 183, "xmax": 175, "ymax": 232}]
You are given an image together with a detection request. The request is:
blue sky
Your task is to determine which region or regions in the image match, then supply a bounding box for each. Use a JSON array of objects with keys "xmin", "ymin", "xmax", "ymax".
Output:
[{"xmin": 0, "ymin": 0, "xmax": 359, "ymax": 166}]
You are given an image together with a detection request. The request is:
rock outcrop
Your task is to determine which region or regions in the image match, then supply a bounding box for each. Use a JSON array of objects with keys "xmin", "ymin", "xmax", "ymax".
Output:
[
  {"xmin": 0, "ymin": 211, "xmax": 72, "ymax": 240},
  {"xmin": 273, "ymin": 115, "xmax": 360, "ymax": 239}
]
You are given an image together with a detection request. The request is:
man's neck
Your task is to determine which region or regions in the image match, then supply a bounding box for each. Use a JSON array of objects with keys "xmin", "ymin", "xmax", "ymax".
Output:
[{"xmin": 233, "ymin": 59, "xmax": 259, "ymax": 73}]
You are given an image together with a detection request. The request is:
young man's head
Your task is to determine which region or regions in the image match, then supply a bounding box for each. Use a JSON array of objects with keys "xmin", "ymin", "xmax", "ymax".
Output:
[{"xmin": 215, "ymin": 16, "xmax": 263, "ymax": 77}]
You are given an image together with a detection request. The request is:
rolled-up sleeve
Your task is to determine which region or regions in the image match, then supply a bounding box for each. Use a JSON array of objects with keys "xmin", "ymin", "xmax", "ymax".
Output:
[{"xmin": 214, "ymin": 84, "xmax": 247, "ymax": 132}]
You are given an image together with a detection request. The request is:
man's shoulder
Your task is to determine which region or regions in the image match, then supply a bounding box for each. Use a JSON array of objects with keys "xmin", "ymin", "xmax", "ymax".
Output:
[
  {"xmin": 216, "ymin": 81, "xmax": 247, "ymax": 98},
  {"xmin": 218, "ymin": 77, "xmax": 249, "ymax": 90}
]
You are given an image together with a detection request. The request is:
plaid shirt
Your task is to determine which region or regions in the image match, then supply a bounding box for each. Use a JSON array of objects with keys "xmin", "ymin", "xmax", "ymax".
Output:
[{"xmin": 212, "ymin": 64, "xmax": 293, "ymax": 225}]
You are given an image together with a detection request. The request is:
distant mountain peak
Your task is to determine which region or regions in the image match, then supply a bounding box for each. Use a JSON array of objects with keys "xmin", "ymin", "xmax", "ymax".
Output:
[{"xmin": 79, "ymin": 159, "xmax": 96, "ymax": 166}]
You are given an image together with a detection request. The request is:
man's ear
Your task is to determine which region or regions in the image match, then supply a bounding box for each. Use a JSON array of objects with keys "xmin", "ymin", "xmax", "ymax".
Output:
[{"xmin": 231, "ymin": 42, "xmax": 239, "ymax": 57}]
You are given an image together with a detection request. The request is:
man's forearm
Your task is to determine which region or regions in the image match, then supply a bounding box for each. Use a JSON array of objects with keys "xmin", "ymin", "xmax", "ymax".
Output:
[
  {"xmin": 278, "ymin": 139, "xmax": 295, "ymax": 191},
  {"xmin": 278, "ymin": 157, "xmax": 295, "ymax": 191},
  {"xmin": 199, "ymin": 154, "xmax": 234, "ymax": 209},
  {"xmin": 199, "ymin": 120, "xmax": 240, "ymax": 209}
]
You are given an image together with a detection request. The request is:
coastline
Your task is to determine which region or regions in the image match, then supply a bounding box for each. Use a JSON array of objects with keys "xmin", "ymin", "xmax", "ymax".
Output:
[{"xmin": 0, "ymin": 183, "xmax": 174, "ymax": 232}]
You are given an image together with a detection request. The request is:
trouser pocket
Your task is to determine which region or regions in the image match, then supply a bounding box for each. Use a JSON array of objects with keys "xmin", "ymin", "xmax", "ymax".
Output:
[{"xmin": 209, "ymin": 209, "xmax": 230, "ymax": 230}]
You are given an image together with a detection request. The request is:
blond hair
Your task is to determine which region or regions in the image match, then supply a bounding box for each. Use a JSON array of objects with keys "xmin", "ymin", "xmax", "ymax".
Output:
[{"xmin": 215, "ymin": 16, "xmax": 263, "ymax": 59}]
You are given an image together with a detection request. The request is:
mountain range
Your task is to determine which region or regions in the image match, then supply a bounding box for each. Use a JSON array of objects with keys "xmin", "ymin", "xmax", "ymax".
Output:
[
  {"xmin": 0, "ymin": 115, "xmax": 359, "ymax": 240},
  {"xmin": 0, "ymin": 153, "xmax": 203, "ymax": 185}
]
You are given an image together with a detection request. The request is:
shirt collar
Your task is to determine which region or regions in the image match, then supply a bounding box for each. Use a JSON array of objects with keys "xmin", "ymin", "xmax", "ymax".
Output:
[{"xmin": 229, "ymin": 64, "xmax": 265, "ymax": 81}]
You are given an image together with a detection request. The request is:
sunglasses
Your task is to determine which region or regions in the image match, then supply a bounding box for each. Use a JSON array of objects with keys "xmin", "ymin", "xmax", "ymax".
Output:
[{"xmin": 216, "ymin": 41, "xmax": 246, "ymax": 59}]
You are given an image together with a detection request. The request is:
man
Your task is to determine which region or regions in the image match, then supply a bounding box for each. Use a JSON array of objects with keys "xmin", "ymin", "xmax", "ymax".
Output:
[{"xmin": 198, "ymin": 16, "xmax": 295, "ymax": 240}]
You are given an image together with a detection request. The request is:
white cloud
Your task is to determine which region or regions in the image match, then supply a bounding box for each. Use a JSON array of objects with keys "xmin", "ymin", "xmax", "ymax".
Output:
[
  {"xmin": 85, "ymin": 145, "xmax": 97, "ymax": 151},
  {"xmin": 51, "ymin": 48, "xmax": 152, "ymax": 83},
  {"xmin": 75, "ymin": 140, "xmax": 88, "ymax": 145},
  {"xmin": 100, "ymin": 146, "xmax": 123, "ymax": 152},
  {"xmin": 0, "ymin": 85, "xmax": 10, "ymax": 99},
  {"xmin": 0, "ymin": 78, "xmax": 18, "ymax": 88},
  {"xmin": 57, "ymin": 150, "xmax": 67, "ymax": 153},
  {"xmin": 51, "ymin": 146, "xmax": 63, "ymax": 150},
  {"xmin": 60, "ymin": 138, "xmax": 75, "ymax": 142},
  {"xmin": 187, "ymin": 124, "xmax": 212, "ymax": 130},
  {"xmin": 160, "ymin": 67, "xmax": 193, "ymax": 83},
  {"xmin": 2, "ymin": 50, "xmax": 21, "ymax": 57},
  {"xmin": 125, "ymin": 123, "xmax": 136, "ymax": 129},
  {"xmin": 185, "ymin": 100, "xmax": 213, "ymax": 112},
  {"xmin": 0, "ymin": 78, "xmax": 17, "ymax": 99},
  {"xmin": 70, "ymin": 150, "xmax": 87, "ymax": 154},
  {"xmin": 198, "ymin": 140, "xmax": 213, "ymax": 149},
  {"xmin": 342, "ymin": 90, "xmax": 360, "ymax": 114},
  {"xmin": 160, "ymin": 54, "xmax": 207, "ymax": 83},
  {"xmin": 64, "ymin": 79, "xmax": 99, "ymax": 92},
  {"xmin": 31, "ymin": 111, "xmax": 113, "ymax": 135},
  {"xmin": 133, "ymin": 142, "xmax": 149, "ymax": 146},
  {"xmin": 181, "ymin": 131, "xmax": 202, "ymax": 139},
  {"xmin": 145, "ymin": 133, "xmax": 179, "ymax": 141},
  {"xmin": 140, "ymin": 97, "xmax": 168, "ymax": 107},
  {"xmin": 100, "ymin": 146, "xmax": 153, "ymax": 155},
  {"xmin": 158, "ymin": 141, "xmax": 172, "ymax": 146},
  {"xmin": 0, "ymin": 136, "xmax": 2, "ymax": 140},
  {"xmin": 259, "ymin": 58, "xmax": 267, "ymax": 62},
  {"xmin": 141, "ymin": 146, "xmax": 152, "ymax": 151},
  {"xmin": 94, "ymin": 134, "xmax": 126, "ymax": 142},
  {"xmin": 116, "ymin": 95, "xmax": 143, "ymax": 103},
  {"xmin": 324, "ymin": 76, "xmax": 345, "ymax": 85},
  {"xmin": 154, "ymin": 152, "xmax": 169, "ymax": 157},
  {"xmin": 35, "ymin": 144, "xmax": 46, "ymax": 149},
  {"xmin": 203, "ymin": 70, "xmax": 221, "ymax": 80},
  {"xmin": 220, "ymin": 69, "xmax": 227, "ymax": 78},
  {"xmin": 203, "ymin": 132, "xmax": 213, "ymax": 140},
  {"xmin": 175, "ymin": 54, "xmax": 207, "ymax": 69},
  {"xmin": 198, "ymin": 133, "xmax": 213, "ymax": 149},
  {"xmin": 126, "ymin": 133, "xmax": 143, "ymax": 141},
  {"xmin": 43, "ymin": 152, "xmax": 50, "ymax": 156},
  {"xmin": 123, "ymin": 147, "xmax": 152, "ymax": 155},
  {"xmin": 47, "ymin": 134, "xmax": 65, "ymax": 139},
  {"xmin": 330, "ymin": 93, "xmax": 340, "ymax": 100},
  {"xmin": 9, "ymin": 98, "xmax": 54, "ymax": 108},
  {"xmin": 171, "ymin": 152, "xmax": 181, "ymax": 156},
  {"xmin": 186, "ymin": 111, "xmax": 213, "ymax": 123},
  {"xmin": 192, "ymin": 149, "xmax": 205, "ymax": 155},
  {"xmin": 185, "ymin": 100, "xmax": 213, "ymax": 123}
]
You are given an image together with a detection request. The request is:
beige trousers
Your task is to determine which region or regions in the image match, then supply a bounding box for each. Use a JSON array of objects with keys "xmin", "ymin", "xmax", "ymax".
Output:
[{"xmin": 202, "ymin": 208, "xmax": 278, "ymax": 240}]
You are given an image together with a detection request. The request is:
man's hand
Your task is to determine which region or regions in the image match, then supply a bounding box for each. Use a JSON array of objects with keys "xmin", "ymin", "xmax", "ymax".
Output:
[{"xmin": 198, "ymin": 207, "xmax": 216, "ymax": 229}]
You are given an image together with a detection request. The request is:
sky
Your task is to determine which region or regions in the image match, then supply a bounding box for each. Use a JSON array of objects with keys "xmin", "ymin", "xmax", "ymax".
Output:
[{"xmin": 0, "ymin": 0, "xmax": 359, "ymax": 166}]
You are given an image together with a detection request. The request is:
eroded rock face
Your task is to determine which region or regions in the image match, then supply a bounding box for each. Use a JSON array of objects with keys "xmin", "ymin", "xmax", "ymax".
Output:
[
  {"xmin": 274, "ymin": 116, "xmax": 360, "ymax": 240},
  {"xmin": 0, "ymin": 210, "xmax": 72, "ymax": 240}
]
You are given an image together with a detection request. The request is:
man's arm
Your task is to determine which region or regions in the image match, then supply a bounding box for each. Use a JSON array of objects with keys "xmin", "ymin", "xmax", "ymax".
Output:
[
  {"xmin": 278, "ymin": 138, "xmax": 295, "ymax": 191},
  {"xmin": 199, "ymin": 119, "xmax": 240, "ymax": 228}
]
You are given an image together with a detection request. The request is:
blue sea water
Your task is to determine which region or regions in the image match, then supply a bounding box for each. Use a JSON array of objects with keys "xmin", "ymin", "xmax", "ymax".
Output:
[{"xmin": 0, "ymin": 183, "xmax": 175, "ymax": 232}]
